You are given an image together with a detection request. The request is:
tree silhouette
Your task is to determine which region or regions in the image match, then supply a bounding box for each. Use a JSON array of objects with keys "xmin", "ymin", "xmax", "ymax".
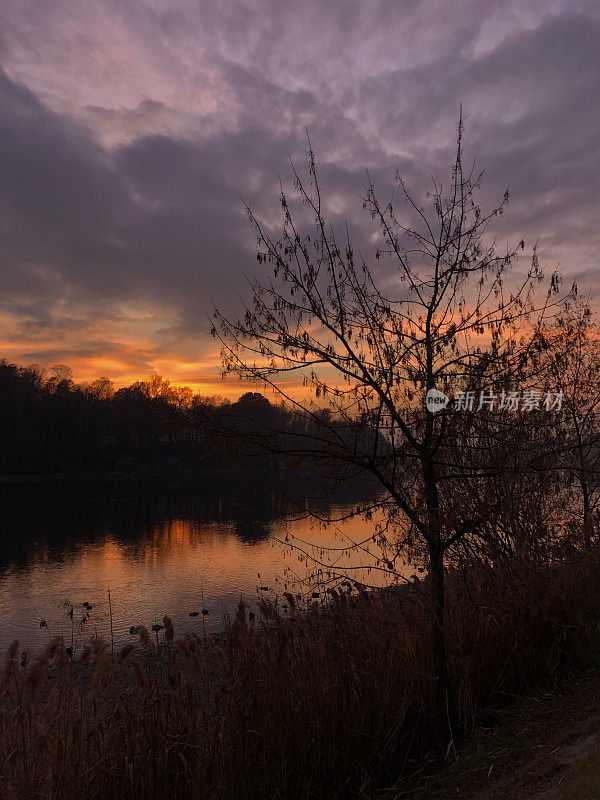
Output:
[
  {"xmin": 214, "ymin": 118, "xmax": 574, "ymax": 732},
  {"xmin": 543, "ymin": 302, "xmax": 600, "ymax": 547}
]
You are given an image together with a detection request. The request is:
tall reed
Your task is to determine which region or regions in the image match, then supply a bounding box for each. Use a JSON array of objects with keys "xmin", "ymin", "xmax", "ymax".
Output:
[{"xmin": 2, "ymin": 550, "xmax": 600, "ymax": 799}]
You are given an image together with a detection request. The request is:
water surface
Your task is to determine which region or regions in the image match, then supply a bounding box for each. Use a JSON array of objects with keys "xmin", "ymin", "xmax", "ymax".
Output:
[{"xmin": 0, "ymin": 475, "xmax": 390, "ymax": 654}]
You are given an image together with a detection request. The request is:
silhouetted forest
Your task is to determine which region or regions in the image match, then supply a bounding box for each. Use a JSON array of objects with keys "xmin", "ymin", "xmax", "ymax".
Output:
[{"xmin": 0, "ymin": 360, "xmax": 312, "ymax": 476}]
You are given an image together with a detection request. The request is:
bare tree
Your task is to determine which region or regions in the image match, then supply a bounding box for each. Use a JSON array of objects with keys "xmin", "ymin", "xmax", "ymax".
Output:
[
  {"xmin": 543, "ymin": 302, "xmax": 600, "ymax": 547},
  {"xmin": 213, "ymin": 118, "xmax": 573, "ymax": 732}
]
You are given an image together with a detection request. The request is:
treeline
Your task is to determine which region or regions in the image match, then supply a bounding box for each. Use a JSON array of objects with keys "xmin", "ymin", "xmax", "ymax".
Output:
[{"xmin": 0, "ymin": 361, "xmax": 313, "ymax": 476}]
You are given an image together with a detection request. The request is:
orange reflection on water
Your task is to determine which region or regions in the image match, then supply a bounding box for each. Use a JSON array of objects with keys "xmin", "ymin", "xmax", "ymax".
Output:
[{"xmin": 0, "ymin": 500, "xmax": 408, "ymax": 655}]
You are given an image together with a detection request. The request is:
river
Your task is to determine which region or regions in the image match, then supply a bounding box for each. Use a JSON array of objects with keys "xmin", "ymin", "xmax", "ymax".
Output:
[{"xmin": 0, "ymin": 474, "xmax": 395, "ymax": 654}]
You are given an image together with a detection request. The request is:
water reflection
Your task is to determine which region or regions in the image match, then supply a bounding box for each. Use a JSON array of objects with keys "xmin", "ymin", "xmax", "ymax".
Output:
[{"xmin": 0, "ymin": 476, "xmax": 388, "ymax": 653}]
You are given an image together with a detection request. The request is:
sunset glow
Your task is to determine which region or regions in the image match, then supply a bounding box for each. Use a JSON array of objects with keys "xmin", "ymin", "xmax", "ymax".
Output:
[
  {"xmin": 2, "ymin": 4, "xmax": 600, "ymax": 798},
  {"xmin": 1, "ymin": 1, "xmax": 598, "ymax": 390}
]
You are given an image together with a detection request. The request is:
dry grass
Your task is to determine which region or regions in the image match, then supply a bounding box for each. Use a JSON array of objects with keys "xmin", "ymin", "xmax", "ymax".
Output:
[
  {"xmin": 2, "ymin": 552, "xmax": 600, "ymax": 800},
  {"xmin": 554, "ymin": 742, "xmax": 600, "ymax": 800}
]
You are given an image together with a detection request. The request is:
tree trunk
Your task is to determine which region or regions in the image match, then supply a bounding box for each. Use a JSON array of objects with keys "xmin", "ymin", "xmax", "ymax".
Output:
[
  {"xmin": 582, "ymin": 479, "xmax": 592, "ymax": 548},
  {"xmin": 429, "ymin": 541, "xmax": 459, "ymax": 741}
]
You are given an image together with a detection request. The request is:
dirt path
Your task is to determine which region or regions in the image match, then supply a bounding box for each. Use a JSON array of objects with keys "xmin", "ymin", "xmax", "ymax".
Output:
[{"xmin": 390, "ymin": 669, "xmax": 600, "ymax": 799}]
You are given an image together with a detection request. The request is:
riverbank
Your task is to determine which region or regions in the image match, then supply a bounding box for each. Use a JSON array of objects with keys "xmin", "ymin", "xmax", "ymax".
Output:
[
  {"xmin": 2, "ymin": 550, "xmax": 600, "ymax": 799},
  {"xmin": 13, "ymin": 627, "xmax": 600, "ymax": 800},
  {"xmin": 399, "ymin": 666, "xmax": 600, "ymax": 799}
]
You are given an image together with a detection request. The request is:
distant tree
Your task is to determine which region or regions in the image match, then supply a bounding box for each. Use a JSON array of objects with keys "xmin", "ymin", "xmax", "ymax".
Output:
[
  {"xmin": 0, "ymin": 361, "xmax": 288, "ymax": 475},
  {"xmin": 214, "ymin": 119, "xmax": 574, "ymax": 733},
  {"xmin": 133, "ymin": 372, "xmax": 173, "ymax": 401},
  {"xmin": 543, "ymin": 303, "xmax": 600, "ymax": 547},
  {"xmin": 172, "ymin": 385, "xmax": 194, "ymax": 409},
  {"xmin": 192, "ymin": 393, "xmax": 231, "ymax": 410},
  {"xmin": 47, "ymin": 364, "xmax": 75, "ymax": 396},
  {"xmin": 236, "ymin": 391, "xmax": 272, "ymax": 409},
  {"xmin": 50, "ymin": 364, "xmax": 74, "ymax": 382},
  {"xmin": 86, "ymin": 377, "xmax": 115, "ymax": 400}
]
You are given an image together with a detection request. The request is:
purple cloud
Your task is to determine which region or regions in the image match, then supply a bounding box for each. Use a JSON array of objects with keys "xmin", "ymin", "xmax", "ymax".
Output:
[{"xmin": 0, "ymin": 0, "xmax": 598, "ymax": 387}]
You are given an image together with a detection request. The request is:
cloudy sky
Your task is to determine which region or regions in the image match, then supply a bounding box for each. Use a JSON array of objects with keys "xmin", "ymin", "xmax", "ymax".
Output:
[{"xmin": 1, "ymin": 0, "xmax": 598, "ymax": 395}]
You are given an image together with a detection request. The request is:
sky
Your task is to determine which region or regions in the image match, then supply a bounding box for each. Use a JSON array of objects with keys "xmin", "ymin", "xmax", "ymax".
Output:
[{"xmin": 1, "ymin": 0, "xmax": 599, "ymax": 396}]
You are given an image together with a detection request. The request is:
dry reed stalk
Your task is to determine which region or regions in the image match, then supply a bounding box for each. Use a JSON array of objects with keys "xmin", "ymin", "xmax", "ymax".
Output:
[{"xmin": 1, "ymin": 554, "xmax": 600, "ymax": 799}]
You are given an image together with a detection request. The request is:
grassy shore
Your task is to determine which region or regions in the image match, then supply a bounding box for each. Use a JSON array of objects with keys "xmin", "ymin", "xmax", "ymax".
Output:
[
  {"xmin": 2, "ymin": 551, "xmax": 600, "ymax": 799},
  {"xmin": 398, "ymin": 666, "xmax": 600, "ymax": 799}
]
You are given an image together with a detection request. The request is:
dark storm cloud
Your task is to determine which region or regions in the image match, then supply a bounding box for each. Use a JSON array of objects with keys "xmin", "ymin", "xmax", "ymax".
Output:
[
  {"xmin": 0, "ymin": 0, "xmax": 598, "ymax": 385},
  {"xmin": 0, "ymin": 70, "xmax": 126, "ymax": 279},
  {"xmin": 0, "ymin": 68, "xmax": 270, "ymax": 330},
  {"xmin": 356, "ymin": 11, "xmax": 600, "ymax": 258},
  {"xmin": 0, "ymin": 62, "xmax": 374, "ymax": 330}
]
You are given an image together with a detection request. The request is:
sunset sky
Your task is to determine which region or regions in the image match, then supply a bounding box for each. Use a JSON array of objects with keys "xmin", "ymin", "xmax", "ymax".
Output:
[{"xmin": 1, "ymin": 0, "xmax": 599, "ymax": 396}]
